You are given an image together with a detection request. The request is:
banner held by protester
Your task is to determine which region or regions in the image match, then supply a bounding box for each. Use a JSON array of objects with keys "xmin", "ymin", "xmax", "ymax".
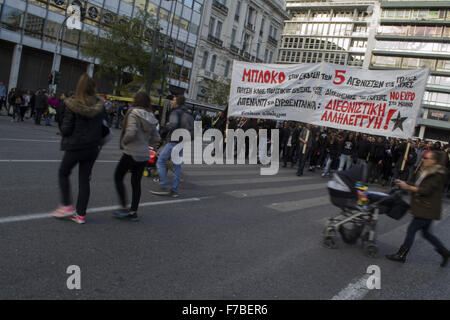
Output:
[{"xmin": 229, "ymin": 61, "xmax": 429, "ymax": 139}]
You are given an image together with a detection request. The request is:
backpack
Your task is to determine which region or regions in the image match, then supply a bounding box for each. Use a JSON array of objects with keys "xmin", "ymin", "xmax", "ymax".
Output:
[{"xmin": 177, "ymin": 108, "xmax": 195, "ymax": 140}]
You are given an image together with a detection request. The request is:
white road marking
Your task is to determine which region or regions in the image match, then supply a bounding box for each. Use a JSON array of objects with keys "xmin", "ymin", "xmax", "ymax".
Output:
[
  {"xmin": 0, "ymin": 197, "xmax": 206, "ymax": 224},
  {"xmin": 331, "ymin": 275, "xmax": 371, "ymax": 300},
  {"xmin": 226, "ymin": 183, "xmax": 325, "ymax": 198},
  {"xmin": 268, "ymin": 195, "xmax": 330, "ymax": 212},
  {"xmin": 194, "ymin": 176, "xmax": 315, "ymax": 186}
]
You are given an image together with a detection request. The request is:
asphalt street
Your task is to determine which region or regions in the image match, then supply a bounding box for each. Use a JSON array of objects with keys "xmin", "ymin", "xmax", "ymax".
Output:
[{"xmin": 0, "ymin": 116, "xmax": 449, "ymax": 299}]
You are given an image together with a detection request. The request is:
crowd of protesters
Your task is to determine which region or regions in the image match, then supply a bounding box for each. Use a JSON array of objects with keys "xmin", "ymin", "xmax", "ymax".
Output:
[{"xmin": 217, "ymin": 117, "xmax": 450, "ymax": 198}]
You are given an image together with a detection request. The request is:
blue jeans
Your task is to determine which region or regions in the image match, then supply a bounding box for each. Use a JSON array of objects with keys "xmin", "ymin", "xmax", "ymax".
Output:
[
  {"xmin": 322, "ymin": 155, "xmax": 333, "ymax": 175},
  {"xmin": 156, "ymin": 142, "xmax": 183, "ymax": 193},
  {"xmin": 356, "ymin": 158, "xmax": 369, "ymax": 183},
  {"xmin": 45, "ymin": 114, "xmax": 53, "ymax": 125},
  {"xmin": 338, "ymin": 154, "xmax": 352, "ymax": 171},
  {"xmin": 403, "ymin": 217, "xmax": 445, "ymax": 250}
]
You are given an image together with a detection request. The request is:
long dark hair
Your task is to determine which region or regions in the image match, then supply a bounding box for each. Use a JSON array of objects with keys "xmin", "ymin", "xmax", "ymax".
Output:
[
  {"xmin": 133, "ymin": 91, "xmax": 151, "ymax": 110},
  {"xmin": 75, "ymin": 73, "xmax": 96, "ymax": 104}
]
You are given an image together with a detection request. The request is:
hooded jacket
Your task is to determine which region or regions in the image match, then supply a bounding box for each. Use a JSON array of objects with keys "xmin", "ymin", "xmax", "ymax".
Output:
[
  {"xmin": 120, "ymin": 107, "xmax": 160, "ymax": 159},
  {"xmin": 409, "ymin": 164, "xmax": 447, "ymax": 220},
  {"xmin": 60, "ymin": 97, "xmax": 106, "ymax": 151}
]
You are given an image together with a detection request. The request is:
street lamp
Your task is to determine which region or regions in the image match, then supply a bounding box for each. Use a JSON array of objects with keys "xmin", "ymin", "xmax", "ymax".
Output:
[{"xmin": 49, "ymin": 1, "xmax": 84, "ymax": 93}]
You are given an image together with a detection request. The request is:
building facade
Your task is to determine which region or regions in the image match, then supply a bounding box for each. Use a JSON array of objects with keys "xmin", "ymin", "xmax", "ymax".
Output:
[
  {"xmin": 190, "ymin": 0, "xmax": 289, "ymax": 104},
  {"xmin": 279, "ymin": 0, "xmax": 450, "ymax": 141},
  {"xmin": 371, "ymin": 0, "xmax": 450, "ymax": 141},
  {"xmin": 0, "ymin": 0, "xmax": 205, "ymax": 96},
  {"xmin": 279, "ymin": 0, "xmax": 380, "ymax": 68}
]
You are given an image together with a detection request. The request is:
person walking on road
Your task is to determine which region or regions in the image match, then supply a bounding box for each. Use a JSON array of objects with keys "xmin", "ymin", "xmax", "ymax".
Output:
[
  {"xmin": 0, "ymin": 81, "xmax": 7, "ymax": 115},
  {"xmin": 151, "ymin": 95, "xmax": 191, "ymax": 198},
  {"xmin": 113, "ymin": 92, "xmax": 160, "ymax": 222},
  {"xmin": 51, "ymin": 74, "xmax": 106, "ymax": 224},
  {"xmin": 386, "ymin": 150, "xmax": 450, "ymax": 267},
  {"xmin": 34, "ymin": 89, "xmax": 48, "ymax": 125}
]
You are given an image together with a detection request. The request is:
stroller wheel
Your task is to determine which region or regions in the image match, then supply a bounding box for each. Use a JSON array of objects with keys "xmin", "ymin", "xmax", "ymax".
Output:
[
  {"xmin": 323, "ymin": 236, "xmax": 338, "ymax": 249},
  {"xmin": 364, "ymin": 244, "xmax": 378, "ymax": 258}
]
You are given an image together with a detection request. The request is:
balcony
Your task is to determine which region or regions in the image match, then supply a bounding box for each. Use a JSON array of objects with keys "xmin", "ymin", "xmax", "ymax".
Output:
[
  {"xmin": 212, "ymin": 0, "xmax": 228, "ymax": 15},
  {"xmin": 230, "ymin": 44, "xmax": 239, "ymax": 54},
  {"xmin": 207, "ymin": 34, "xmax": 223, "ymax": 48},
  {"xmin": 243, "ymin": 52, "xmax": 251, "ymax": 60},
  {"xmin": 245, "ymin": 22, "xmax": 255, "ymax": 32},
  {"xmin": 268, "ymin": 36, "xmax": 278, "ymax": 47}
]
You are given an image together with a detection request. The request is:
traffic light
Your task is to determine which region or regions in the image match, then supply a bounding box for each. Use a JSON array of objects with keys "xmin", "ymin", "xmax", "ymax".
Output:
[
  {"xmin": 48, "ymin": 72, "xmax": 54, "ymax": 85},
  {"xmin": 54, "ymin": 71, "xmax": 61, "ymax": 85}
]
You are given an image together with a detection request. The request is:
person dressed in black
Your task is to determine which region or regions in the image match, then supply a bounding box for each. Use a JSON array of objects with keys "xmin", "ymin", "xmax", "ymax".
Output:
[
  {"xmin": 282, "ymin": 122, "xmax": 296, "ymax": 167},
  {"xmin": 51, "ymin": 74, "xmax": 106, "ymax": 224},
  {"xmin": 113, "ymin": 92, "xmax": 160, "ymax": 221},
  {"xmin": 34, "ymin": 89, "xmax": 48, "ymax": 125},
  {"xmin": 296, "ymin": 123, "xmax": 312, "ymax": 176}
]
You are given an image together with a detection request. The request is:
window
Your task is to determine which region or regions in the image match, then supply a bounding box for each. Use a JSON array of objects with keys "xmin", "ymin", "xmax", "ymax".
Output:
[
  {"xmin": 235, "ymin": 1, "xmax": 241, "ymax": 21},
  {"xmin": 24, "ymin": 14, "xmax": 44, "ymax": 39},
  {"xmin": 0, "ymin": 6, "xmax": 24, "ymax": 32},
  {"xmin": 201, "ymin": 51, "xmax": 208, "ymax": 69},
  {"xmin": 215, "ymin": 21, "xmax": 222, "ymax": 38},
  {"xmin": 260, "ymin": 18, "xmax": 265, "ymax": 36},
  {"xmin": 231, "ymin": 28, "xmax": 236, "ymax": 45},
  {"xmin": 181, "ymin": 67, "xmax": 190, "ymax": 83},
  {"xmin": 210, "ymin": 55, "xmax": 217, "ymax": 73},
  {"xmin": 224, "ymin": 60, "xmax": 231, "ymax": 77},
  {"xmin": 371, "ymin": 55, "xmax": 402, "ymax": 67},
  {"xmin": 209, "ymin": 17, "xmax": 216, "ymax": 35},
  {"xmin": 44, "ymin": 20, "xmax": 60, "ymax": 43},
  {"xmin": 436, "ymin": 60, "xmax": 450, "ymax": 71}
]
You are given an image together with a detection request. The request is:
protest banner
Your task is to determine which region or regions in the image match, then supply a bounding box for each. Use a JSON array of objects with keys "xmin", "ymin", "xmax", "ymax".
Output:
[{"xmin": 228, "ymin": 61, "xmax": 429, "ymax": 139}]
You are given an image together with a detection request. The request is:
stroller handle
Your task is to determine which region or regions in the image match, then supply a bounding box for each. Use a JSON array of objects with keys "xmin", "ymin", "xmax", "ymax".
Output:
[{"xmin": 368, "ymin": 190, "xmax": 403, "ymax": 209}]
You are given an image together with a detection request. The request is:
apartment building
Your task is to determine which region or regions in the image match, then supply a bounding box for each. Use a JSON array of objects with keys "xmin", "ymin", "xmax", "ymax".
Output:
[
  {"xmin": 190, "ymin": 0, "xmax": 289, "ymax": 104},
  {"xmin": 371, "ymin": 0, "xmax": 450, "ymax": 140},
  {"xmin": 0, "ymin": 0, "xmax": 204, "ymax": 96},
  {"xmin": 279, "ymin": 0, "xmax": 380, "ymax": 68}
]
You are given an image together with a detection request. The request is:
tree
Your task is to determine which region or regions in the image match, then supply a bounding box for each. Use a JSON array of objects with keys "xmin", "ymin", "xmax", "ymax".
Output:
[
  {"xmin": 81, "ymin": 9, "xmax": 171, "ymax": 95},
  {"xmin": 207, "ymin": 78, "xmax": 231, "ymax": 107}
]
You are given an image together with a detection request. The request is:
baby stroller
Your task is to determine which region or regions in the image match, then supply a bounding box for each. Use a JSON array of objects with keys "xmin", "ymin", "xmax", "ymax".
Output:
[{"xmin": 323, "ymin": 166, "xmax": 410, "ymax": 257}]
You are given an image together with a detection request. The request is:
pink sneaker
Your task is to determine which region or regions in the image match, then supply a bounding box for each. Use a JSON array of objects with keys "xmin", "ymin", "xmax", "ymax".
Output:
[
  {"xmin": 70, "ymin": 214, "xmax": 86, "ymax": 224},
  {"xmin": 51, "ymin": 205, "xmax": 76, "ymax": 218}
]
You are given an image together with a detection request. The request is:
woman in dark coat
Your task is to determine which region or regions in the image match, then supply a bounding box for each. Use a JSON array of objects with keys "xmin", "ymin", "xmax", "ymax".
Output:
[
  {"xmin": 386, "ymin": 150, "xmax": 450, "ymax": 267},
  {"xmin": 51, "ymin": 74, "xmax": 106, "ymax": 224}
]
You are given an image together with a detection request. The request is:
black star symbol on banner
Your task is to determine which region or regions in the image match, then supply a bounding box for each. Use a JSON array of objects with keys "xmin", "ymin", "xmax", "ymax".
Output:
[{"xmin": 391, "ymin": 111, "xmax": 408, "ymax": 131}]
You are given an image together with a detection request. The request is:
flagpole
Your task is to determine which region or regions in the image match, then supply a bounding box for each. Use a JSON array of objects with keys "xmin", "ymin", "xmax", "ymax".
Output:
[{"xmin": 400, "ymin": 139, "xmax": 411, "ymax": 172}]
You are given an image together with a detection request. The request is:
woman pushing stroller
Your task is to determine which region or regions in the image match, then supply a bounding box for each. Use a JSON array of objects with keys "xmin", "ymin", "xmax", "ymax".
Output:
[{"xmin": 386, "ymin": 150, "xmax": 450, "ymax": 267}]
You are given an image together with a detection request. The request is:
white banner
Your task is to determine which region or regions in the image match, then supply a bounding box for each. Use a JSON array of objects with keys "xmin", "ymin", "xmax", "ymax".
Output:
[{"xmin": 229, "ymin": 61, "xmax": 429, "ymax": 139}]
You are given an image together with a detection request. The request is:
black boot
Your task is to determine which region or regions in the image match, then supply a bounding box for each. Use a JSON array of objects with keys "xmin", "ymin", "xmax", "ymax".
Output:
[
  {"xmin": 435, "ymin": 248, "xmax": 450, "ymax": 267},
  {"xmin": 386, "ymin": 246, "xmax": 409, "ymax": 263}
]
